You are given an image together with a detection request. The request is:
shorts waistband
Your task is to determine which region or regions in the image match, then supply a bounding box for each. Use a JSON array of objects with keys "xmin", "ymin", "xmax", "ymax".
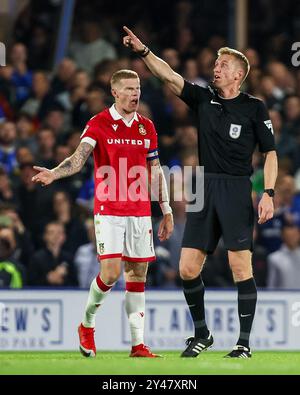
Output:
[{"xmin": 204, "ymin": 172, "xmax": 250, "ymax": 179}]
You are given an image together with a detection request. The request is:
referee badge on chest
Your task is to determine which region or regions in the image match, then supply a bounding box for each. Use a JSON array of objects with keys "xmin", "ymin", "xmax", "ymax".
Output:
[{"xmin": 229, "ymin": 123, "xmax": 241, "ymax": 139}]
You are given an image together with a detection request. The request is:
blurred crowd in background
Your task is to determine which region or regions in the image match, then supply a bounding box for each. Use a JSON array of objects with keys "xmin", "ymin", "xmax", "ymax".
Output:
[{"xmin": 0, "ymin": 0, "xmax": 300, "ymax": 289}]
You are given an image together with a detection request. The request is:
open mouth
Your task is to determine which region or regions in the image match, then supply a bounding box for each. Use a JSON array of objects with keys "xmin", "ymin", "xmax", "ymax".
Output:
[
  {"xmin": 131, "ymin": 99, "xmax": 138, "ymax": 105},
  {"xmin": 214, "ymin": 75, "xmax": 221, "ymax": 81}
]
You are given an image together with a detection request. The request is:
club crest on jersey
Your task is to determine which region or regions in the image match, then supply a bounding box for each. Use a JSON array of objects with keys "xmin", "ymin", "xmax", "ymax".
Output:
[
  {"xmin": 112, "ymin": 124, "xmax": 118, "ymax": 131},
  {"xmin": 229, "ymin": 123, "xmax": 241, "ymax": 139},
  {"xmin": 138, "ymin": 123, "xmax": 147, "ymax": 135}
]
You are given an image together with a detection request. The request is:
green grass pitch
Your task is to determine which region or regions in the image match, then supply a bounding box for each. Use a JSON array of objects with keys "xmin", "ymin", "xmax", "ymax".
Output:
[{"xmin": 0, "ymin": 351, "xmax": 300, "ymax": 375}]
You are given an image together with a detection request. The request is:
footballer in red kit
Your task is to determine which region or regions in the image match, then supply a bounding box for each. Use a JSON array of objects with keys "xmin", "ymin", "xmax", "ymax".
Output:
[
  {"xmin": 32, "ymin": 69, "xmax": 174, "ymax": 358},
  {"xmin": 80, "ymin": 105, "xmax": 158, "ymax": 217}
]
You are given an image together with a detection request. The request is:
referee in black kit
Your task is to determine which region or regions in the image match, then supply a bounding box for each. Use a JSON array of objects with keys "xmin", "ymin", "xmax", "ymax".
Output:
[{"xmin": 123, "ymin": 27, "xmax": 278, "ymax": 358}]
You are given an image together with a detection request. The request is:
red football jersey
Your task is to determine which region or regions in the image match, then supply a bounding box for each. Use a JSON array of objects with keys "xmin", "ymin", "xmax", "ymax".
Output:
[{"xmin": 80, "ymin": 105, "xmax": 158, "ymax": 216}]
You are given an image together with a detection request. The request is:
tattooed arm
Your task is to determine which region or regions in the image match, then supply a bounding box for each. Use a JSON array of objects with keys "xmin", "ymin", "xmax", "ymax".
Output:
[
  {"xmin": 148, "ymin": 158, "xmax": 174, "ymax": 241},
  {"xmin": 32, "ymin": 142, "xmax": 94, "ymax": 186}
]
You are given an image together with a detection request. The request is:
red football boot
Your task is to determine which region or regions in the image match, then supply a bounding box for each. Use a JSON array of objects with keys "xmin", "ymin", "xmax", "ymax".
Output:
[
  {"xmin": 130, "ymin": 344, "xmax": 161, "ymax": 358},
  {"xmin": 78, "ymin": 323, "xmax": 96, "ymax": 357}
]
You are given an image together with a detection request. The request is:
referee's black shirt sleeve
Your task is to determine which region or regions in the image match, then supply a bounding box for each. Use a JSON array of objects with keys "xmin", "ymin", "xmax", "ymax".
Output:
[
  {"xmin": 179, "ymin": 80, "xmax": 208, "ymax": 111},
  {"xmin": 253, "ymin": 100, "xmax": 276, "ymax": 153}
]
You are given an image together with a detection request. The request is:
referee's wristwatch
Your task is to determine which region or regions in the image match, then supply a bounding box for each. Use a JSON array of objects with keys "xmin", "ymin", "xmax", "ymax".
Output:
[{"xmin": 263, "ymin": 188, "xmax": 275, "ymax": 198}]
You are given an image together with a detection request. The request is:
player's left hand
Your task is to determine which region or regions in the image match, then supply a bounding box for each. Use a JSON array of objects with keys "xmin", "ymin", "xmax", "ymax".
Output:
[
  {"xmin": 258, "ymin": 193, "xmax": 274, "ymax": 224},
  {"xmin": 158, "ymin": 213, "xmax": 174, "ymax": 241}
]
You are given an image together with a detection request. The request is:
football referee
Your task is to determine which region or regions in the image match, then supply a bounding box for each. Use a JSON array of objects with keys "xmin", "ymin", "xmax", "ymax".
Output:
[{"xmin": 123, "ymin": 27, "xmax": 278, "ymax": 358}]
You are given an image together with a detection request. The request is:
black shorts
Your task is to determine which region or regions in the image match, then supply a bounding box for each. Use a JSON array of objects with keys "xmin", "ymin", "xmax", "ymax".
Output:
[{"xmin": 182, "ymin": 173, "xmax": 254, "ymax": 253}]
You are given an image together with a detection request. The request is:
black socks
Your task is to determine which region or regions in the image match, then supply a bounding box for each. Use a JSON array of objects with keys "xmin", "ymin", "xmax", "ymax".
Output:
[
  {"xmin": 236, "ymin": 277, "xmax": 257, "ymax": 349},
  {"xmin": 182, "ymin": 274, "xmax": 209, "ymax": 339}
]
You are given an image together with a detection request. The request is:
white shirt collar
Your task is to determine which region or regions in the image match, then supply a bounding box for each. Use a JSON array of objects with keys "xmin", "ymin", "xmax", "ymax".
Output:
[{"xmin": 109, "ymin": 104, "xmax": 138, "ymax": 127}]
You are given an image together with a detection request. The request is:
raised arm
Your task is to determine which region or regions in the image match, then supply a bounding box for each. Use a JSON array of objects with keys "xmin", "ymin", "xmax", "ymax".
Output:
[
  {"xmin": 32, "ymin": 142, "xmax": 94, "ymax": 186},
  {"xmin": 123, "ymin": 26, "xmax": 184, "ymax": 96}
]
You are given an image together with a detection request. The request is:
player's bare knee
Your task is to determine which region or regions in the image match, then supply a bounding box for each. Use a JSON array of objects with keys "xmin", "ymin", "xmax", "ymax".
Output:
[
  {"xmin": 179, "ymin": 263, "xmax": 200, "ymax": 280},
  {"xmin": 124, "ymin": 261, "xmax": 148, "ymax": 283},
  {"xmin": 102, "ymin": 273, "xmax": 120, "ymax": 285},
  {"xmin": 230, "ymin": 261, "xmax": 252, "ymax": 282},
  {"xmin": 101, "ymin": 268, "xmax": 122, "ymax": 285},
  {"xmin": 125, "ymin": 269, "xmax": 147, "ymax": 283}
]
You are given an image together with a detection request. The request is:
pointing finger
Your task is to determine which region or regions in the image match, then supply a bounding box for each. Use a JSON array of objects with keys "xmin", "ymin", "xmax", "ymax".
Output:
[
  {"xmin": 123, "ymin": 26, "xmax": 135, "ymax": 38},
  {"xmin": 123, "ymin": 26, "xmax": 131, "ymax": 34}
]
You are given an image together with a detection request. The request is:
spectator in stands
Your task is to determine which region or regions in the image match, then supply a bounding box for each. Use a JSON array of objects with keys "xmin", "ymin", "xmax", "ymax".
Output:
[
  {"xmin": 51, "ymin": 58, "xmax": 77, "ymax": 96},
  {"xmin": 0, "ymin": 224, "xmax": 26, "ymax": 288},
  {"xmin": 259, "ymin": 75, "xmax": 283, "ymax": 110},
  {"xmin": 0, "ymin": 203, "xmax": 34, "ymax": 268},
  {"xmin": 0, "ymin": 121, "xmax": 18, "ymax": 175},
  {"xmin": 182, "ymin": 58, "xmax": 205, "ymax": 86},
  {"xmin": 15, "ymin": 113, "xmax": 37, "ymax": 154},
  {"xmin": 27, "ymin": 23, "xmax": 53, "ymax": 70},
  {"xmin": 21, "ymin": 71, "xmax": 55, "ymax": 121},
  {"xmin": 161, "ymin": 48, "xmax": 180, "ymax": 72},
  {"xmin": 267, "ymin": 222, "xmax": 300, "ymax": 289},
  {"xmin": 94, "ymin": 59, "xmax": 119, "ymax": 95},
  {"xmin": 196, "ymin": 47, "xmax": 215, "ymax": 84},
  {"xmin": 244, "ymin": 48, "xmax": 260, "ymax": 68},
  {"xmin": 0, "ymin": 168, "xmax": 18, "ymax": 206},
  {"xmin": 17, "ymin": 162, "xmax": 56, "ymax": 245},
  {"xmin": 66, "ymin": 130, "xmax": 81, "ymax": 153},
  {"xmin": 72, "ymin": 85, "xmax": 106, "ymax": 129},
  {"xmin": 9, "ymin": 43, "xmax": 32, "ymax": 106},
  {"xmin": 69, "ymin": 19, "xmax": 117, "ymax": 74},
  {"xmin": 0, "ymin": 65, "xmax": 14, "ymax": 107},
  {"xmin": 51, "ymin": 190, "xmax": 88, "ymax": 257},
  {"xmin": 35, "ymin": 127, "xmax": 56, "ymax": 168},
  {"xmin": 72, "ymin": 69, "xmax": 91, "ymax": 95},
  {"xmin": 266, "ymin": 61, "xmax": 293, "ymax": 98},
  {"xmin": 16, "ymin": 146, "xmax": 35, "ymax": 167},
  {"xmin": 43, "ymin": 105, "xmax": 68, "ymax": 140},
  {"xmin": 270, "ymin": 110, "xmax": 297, "ymax": 163},
  {"xmin": 28, "ymin": 221, "xmax": 78, "ymax": 286},
  {"xmin": 282, "ymin": 95, "xmax": 300, "ymax": 140},
  {"xmin": 277, "ymin": 175, "xmax": 300, "ymax": 227}
]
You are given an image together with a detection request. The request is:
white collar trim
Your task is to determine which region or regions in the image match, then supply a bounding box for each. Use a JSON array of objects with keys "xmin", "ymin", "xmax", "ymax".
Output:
[{"xmin": 109, "ymin": 104, "xmax": 138, "ymax": 127}]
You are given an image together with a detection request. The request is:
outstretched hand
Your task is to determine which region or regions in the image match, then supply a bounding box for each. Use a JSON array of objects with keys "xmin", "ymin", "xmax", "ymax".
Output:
[
  {"xmin": 123, "ymin": 26, "xmax": 145, "ymax": 53},
  {"xmin": 32, "ymin": 166, "xmax": 55, "ymax": 186}
]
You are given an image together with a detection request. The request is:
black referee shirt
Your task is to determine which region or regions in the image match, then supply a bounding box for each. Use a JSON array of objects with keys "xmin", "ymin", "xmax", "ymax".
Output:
[{"xmin": 179, "ymin": 80, "xmax": 275, "ymax": 176}]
